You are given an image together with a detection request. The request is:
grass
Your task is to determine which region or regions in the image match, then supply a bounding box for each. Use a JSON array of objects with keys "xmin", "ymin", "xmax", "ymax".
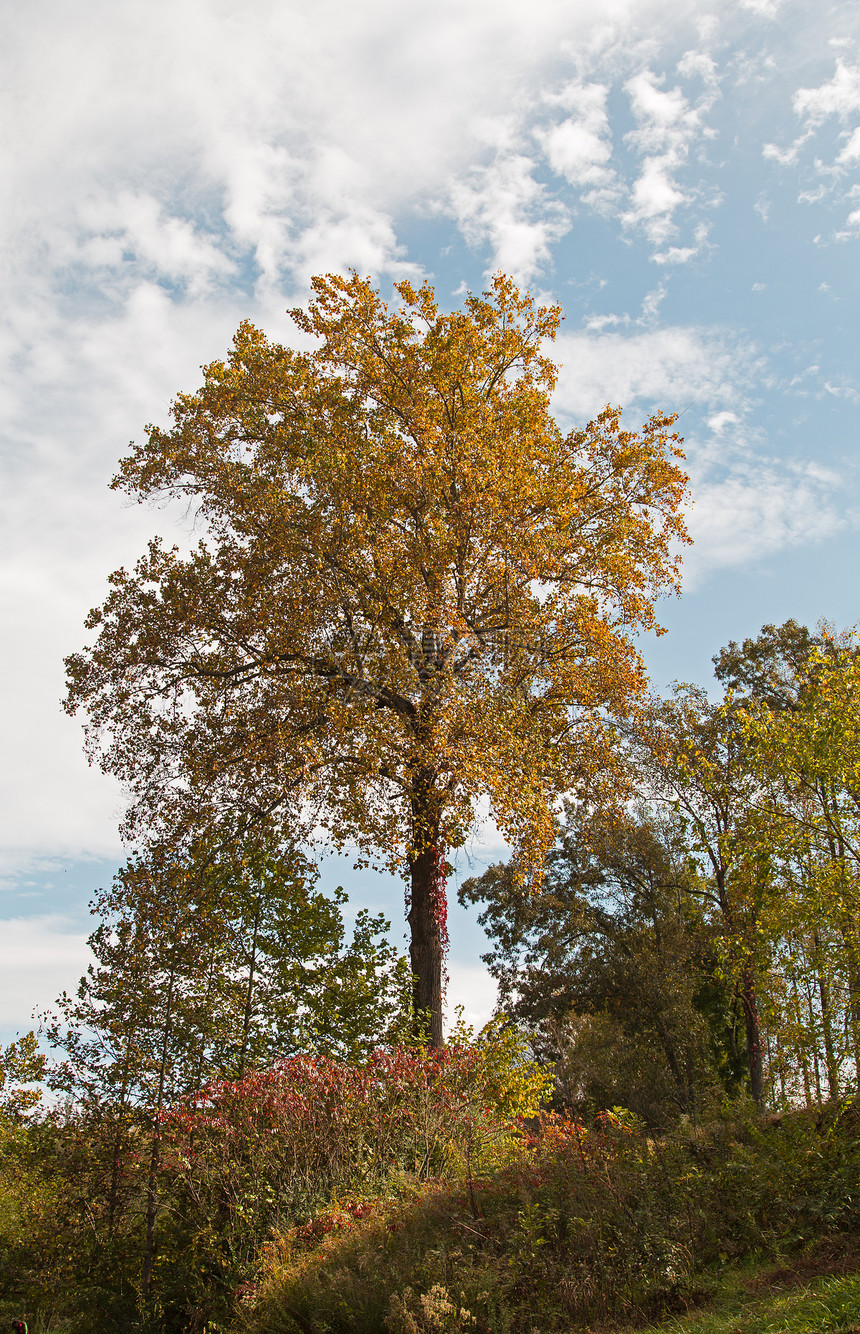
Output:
[
  {"xmin": 638, "ymin": 1264, "xmax": 860, "ymax": 1334},
  {"xmin": 644, "ymin": 1274, "xmax": 860, "ymax": 1334},
  {"xmin": 243, "ymin": 1252, "xmax": 860, "ymax": 1334}
]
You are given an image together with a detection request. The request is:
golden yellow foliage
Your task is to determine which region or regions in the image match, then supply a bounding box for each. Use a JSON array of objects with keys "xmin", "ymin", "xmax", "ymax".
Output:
[{"xmin": 66, "ymin": 272, "xmax": 688, "ymax": 1044}]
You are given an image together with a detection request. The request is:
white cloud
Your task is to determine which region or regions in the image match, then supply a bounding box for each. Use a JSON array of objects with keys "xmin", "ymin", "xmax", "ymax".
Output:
[
  {"xmin": 624, "ymin": 156, "xmax": 690, "ymax": 235},
  {"xmin": 677, "ymin": 50, "xmax": 719, "ymax": 84},
  {"xmin": 754, "ymin": 193, "xmax": 772, "ymax": 222},
  {"xmin": 626, "ymin": 70, "xmax": 703, "ymax": 154},
  {"xmin": 0, "ymin": 915, "xmax": 92, "ymax": 1035},
  {"xmin": 620, "ymin": 68, "xmax": 719, "ymax": 247},
  {"xmin": 552, "ymin": 326, "xmax": 845, "ymax": 590},
  {"xmin": 838, "ymin": 126, "xmax": 860, "ymax": 163},
  {"xmin": 793, "ymin": 59, "xmax": 860, "ymax": 125},
  {"xmin": 446, "ymin": 963, "xmax": 499, "ymax": 1034},
  {"xmin": 583, "ymin": 282, "xmax": 669, "ymax": 329},
  {"xmin": 652, "ymin": 219, "xmax": 711, "ymax": 264},
  {"xmin": 583, "ymin": 312, "xmax": 630, "ymax": 331},
  {"xmin": 7, "ymin": 0, "xmax": 696, "ymax": 306},
  {"xmin": 553, "ymin": 324, "xmax": 752, "ymax": 420},
  {"xmin": 449, "ymin": 146, "xmax": 571, "ymax": 283},
  {"xmin": 640, "ymin": 282, "xmax": 668, "ymax": 321},
  {"xmin": 683, "ymin": 468, "xmax": 842, "ymax": 586},
  {"xmin": 762, "ymin": 137, "xmax": 809, "ymax": 166},
  {"xmin": 798, "ymin": 183, "xmax": 829, "ymax": 204},
  {"xmin": 537, "ymin": 81, "xmax": 619, "ymax": 209},
  {"xmin": 789, "ymin": 363, "xmax": 821, "ymax": 386},
  {"xmin": 823, "ymin": 378, "xmax": 860, "ymax": 400},
  {"xmin": 707, "ymin": 410, "xmax": 741, "ymax": 432},
  {"xmin": 0, "ymin": 282, "xmax": 250, "ymax": 864},
  {"xmin": 73, "ymin": 192, "xmax": 236, "ymax": 292},
  {"xmin": 764, "ymin": 57, "xmax": 860, "ymax": 231},
  {"xmin": 738, "ymin": 0, "xmax": 782, "ymax": 17}
]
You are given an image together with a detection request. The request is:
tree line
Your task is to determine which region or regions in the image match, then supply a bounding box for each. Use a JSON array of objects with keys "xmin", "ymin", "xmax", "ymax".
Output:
[{"xmin": 465, "ymin": 618, "xmax": 860, "ymax": 1122}]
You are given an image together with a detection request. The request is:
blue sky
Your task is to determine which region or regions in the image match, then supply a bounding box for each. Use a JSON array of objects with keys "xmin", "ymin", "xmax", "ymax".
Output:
[{"xmin": 2, "ymin": 0, "xmax": 860, "ymax": 1043}]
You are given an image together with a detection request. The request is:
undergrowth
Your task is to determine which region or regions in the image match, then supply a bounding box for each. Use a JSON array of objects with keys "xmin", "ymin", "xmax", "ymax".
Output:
[{"xmin": 240, "ymin": 1103, "xmax": 860, "ymax": 1334}]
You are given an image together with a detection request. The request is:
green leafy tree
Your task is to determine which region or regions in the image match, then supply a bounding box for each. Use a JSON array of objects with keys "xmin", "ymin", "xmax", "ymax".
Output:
[
  {"xmin": 46, "ymin": 831, "xmax": 408, "ymax": 1309},
  {"xmin": 64, "ymin": 271, "xmax": 688, "ymax": 1045},
  {"xmin": 629, "ymin": 688, "xmax": 775, "ymax": 1107},
  {"xmin": 713, "ymin": 620, "xmax": 854, "ymax": 1102},
  {"xmin": 0, "ymin": 1033, "xmax": 45, "ymax": 1122},
  {"xmin": 712, "ymin": 618, "xmax": 825, "ymax": 712},
  {"xmin": 461, "ymin": 808, "xmax": 738, "ymax": 1126},
  {"xmin": 741, "ymin": 630, "xmax": 860, "ymax": 1090}
]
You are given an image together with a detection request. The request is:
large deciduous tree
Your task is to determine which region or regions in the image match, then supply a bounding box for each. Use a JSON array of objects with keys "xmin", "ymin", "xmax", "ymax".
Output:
[{"xmin": 65, "ymin": 272, "xmax": 688, "ymax": 1046}]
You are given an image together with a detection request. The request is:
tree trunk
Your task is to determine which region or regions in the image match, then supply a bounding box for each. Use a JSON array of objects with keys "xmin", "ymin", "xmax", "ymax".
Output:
[
  {"xmin": 141, "ymin": 957, "xmax": 177, "ymax": 1305},
  {"xmin": 654, "ymin": 1014, "xmax": 688, "ymax": 1110},
  {"xmin": 813, "ymin": 928, "xmax": 840, "ymax": 1099},
  {"xmin": 841, "ymin": 925, "xmax": 860, "ymax": 1091},
  {"xmin": 237, "ymin": 896, "xmax": 262, "ymax": 1080},
  {"xmin": 789, "ymin": 972, "xmax": 813, "ymax": 1107},
  {"xmin": 739, "ymin": 968, "xmax": 765, "ymax": 1109},
  {"xmin": 107, "ymin": 1029, "xmax": 137, "ymax": 1233},
  {"xmin": 407, "ymin": 772, "xmax": 446, "ymax": 1049}
]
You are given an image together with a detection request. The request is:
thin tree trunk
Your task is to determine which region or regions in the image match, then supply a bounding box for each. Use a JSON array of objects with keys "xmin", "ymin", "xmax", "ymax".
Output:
[
  {"xmin": 813, "ymin": 929, "xmax": 840, "ymax": 1099},
  {"xmin": 740, "ymin": 967, "xmax": 765, "ymax": 1109},
  {"xmin": 716, "ymin": 871, "xmax": 765, "ymax": 1108},
  {"xmin": 141, "ymin": 957, "xmax": 178, "ymax": 1305},
  {"xmin": 654, "ymin": 1014, "xmax": 688, "ymax": 1110},
  {"xmin": 109, "ymin": 923, "xmax": 149, "ymax": 1233},
  {"xmin": 407, "ymin": 770, "xmax": 445, "ymax": 1049},
  {"xmin": 107, "ymin": 1027, "xmax": 138, "ymax": 1233},
  {"xmin": 190, "ymin": 939, "xmax": 219, "ymax": 1094},
  {"xmin": 238, "ymin": 896, "xmax": 262, "ymax": 1080},
  {"xmin": 802, "ymin": 970, "xmax": 823, "ymax": 1103},
  {"xmin": 789, "ymin": 972, "xmax": 813, "ymax": 1107},
  {"xmin": 841, "ymin": 924, "xmax": 860, "ymax": 1090}
]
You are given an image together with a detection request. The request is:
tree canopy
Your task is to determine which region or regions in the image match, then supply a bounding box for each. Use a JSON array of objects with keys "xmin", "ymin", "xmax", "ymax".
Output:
[{"xmin": 66, "ymin": 271, "xmax": 689, "ymax": 1044}]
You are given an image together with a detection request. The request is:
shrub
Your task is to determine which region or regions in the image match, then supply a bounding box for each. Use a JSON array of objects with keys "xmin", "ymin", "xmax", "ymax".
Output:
[
  {"xmin": 242, "ymin": 1102, "xmax": 860, "ymax": 1334},
  {"xmin": 142, "ymin": 1024, "xmax": 549, "ymax": 1329}
]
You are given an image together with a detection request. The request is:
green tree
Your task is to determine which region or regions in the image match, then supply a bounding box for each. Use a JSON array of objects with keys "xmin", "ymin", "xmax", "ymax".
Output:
[
  {"xmin": 0, "ymin": 1033, "xmax": 45, "ymax": 1121},
  {"xmin": 713, "ymin": 619, "xmax": 848, "ymax": 1101},
  {"xmin": 631, "ymin": 621, "xmax": 860, "ymax": 1109},
  {"xmin": 741, "ymin": 631, "xmax": 860, "ymax": 1090},
  {"xmin": 46, "ymin": 831, "xmax": 408, "ymax": 1309},
  {"xmin": 712, "ymin": 618, "xmax": 825, "ymax": 713},
  {"xmin": 461, "ymin": 808, "xmax": 738, "ymax": 1126},
  {"xmin": 630, "ymin": 689, "xmax": 774, "ymax": 1107},
  {"xmin": 64, "ymin": 272, "xmax": 688, "ymax": 1045}
]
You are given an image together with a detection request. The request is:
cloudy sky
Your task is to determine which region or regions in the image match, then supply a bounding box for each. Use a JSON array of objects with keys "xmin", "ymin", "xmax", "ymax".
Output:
[{"xmin": 2, "ymin": 0, "xmax": 860, "ymax": 1042}]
